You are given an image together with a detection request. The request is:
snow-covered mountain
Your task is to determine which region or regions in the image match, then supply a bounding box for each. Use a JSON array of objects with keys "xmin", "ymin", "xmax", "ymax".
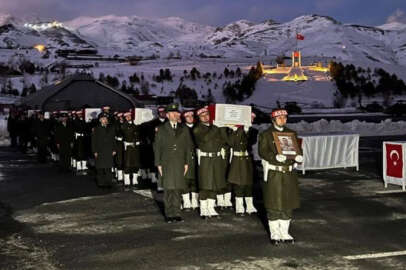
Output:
[
  {"xmin": 0, "ymin": 14, "xmax": 93, "ymax": 50},
  {"xmin": 64, "ymin": 15, "xmax": 214, "ymax": 55},
  {"xmin": 1, "ymin": 13, "xmax": 406, "ymax": 66}
]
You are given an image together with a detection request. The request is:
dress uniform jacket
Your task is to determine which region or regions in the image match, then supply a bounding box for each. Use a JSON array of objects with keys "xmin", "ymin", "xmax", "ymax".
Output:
[
  {"xmin": 91, "ymin": 124, "xmax": 116, "ymax": 169},
  {"xmin": 114, "ymin": 120, "xmax": 124, "ymax": 169},
  {"xmin": 258, "ymin": 125, "xmax": 300, "ymax": 211},
  {"xmin": 154, "ymin": 121, "xmax": 193, "ymax": 190},
  {"xmin": 121, "ymin": 121, "xmax": 142, "ymax": 169},
  {"xmin": 55, "ymin": 121, "xmax": 74, "ymax": 169},
  {"xmin": 227, "ymin": 127, "xmax": 253, "ymax": 186},
  {"xmin": 73, "ymin": 118, "xmax": 88, "ymax": 160},
  {"xmin": 184, "ymin": 124, "xmax": 196, "ymax": 181},
  {"xmin": 193, "ymin": 123, "xmax": 228, "ymax": 191}
]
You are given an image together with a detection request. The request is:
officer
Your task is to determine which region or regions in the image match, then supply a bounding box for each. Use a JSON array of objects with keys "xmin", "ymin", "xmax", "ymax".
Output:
[
  {"xmin": 55, "ymin": 113, "xmax": 74, "ymax": 172},
  {"xmin": 91, "ymin": 113, "xmax": 116, "ymax": 187},
  {"xmin": 154, "ymin": 103, "xmax": 193, "ymax": 223},
  {"xmin": 143, "ymin": 106, "xmax": 167, "ymax": 190},
  {"xmin": 181, "ymin": 110, "xmax": 198, "ymax": 210},
  {"xmin": 193, "ymin": 106, "xmax": 228, "ymax": 218},
  {"xmin": 258, "ymin": 109, "xmax": 303, "ymax": 245},
  {"xmin": 122, "ymin": 111, "xmax": 142, "ymax": 188}
]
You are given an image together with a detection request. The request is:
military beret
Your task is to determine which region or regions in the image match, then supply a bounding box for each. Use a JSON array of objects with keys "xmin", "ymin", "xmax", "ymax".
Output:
[{"xmin": 271, "ymin": 109, "xmax": 288, "ymax": 118}]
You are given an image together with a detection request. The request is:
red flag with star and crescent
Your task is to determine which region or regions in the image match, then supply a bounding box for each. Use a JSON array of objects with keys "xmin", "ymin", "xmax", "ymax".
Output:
[{"xmin": 386, "ymin": 144, "xmax": 403, "ymax": 178}]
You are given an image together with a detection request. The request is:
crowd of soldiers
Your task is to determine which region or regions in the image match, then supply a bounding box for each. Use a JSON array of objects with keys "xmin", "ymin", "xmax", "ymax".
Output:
[{"xmin": 6, "ymin": 104, "xmax": 302, "ymax": 245}]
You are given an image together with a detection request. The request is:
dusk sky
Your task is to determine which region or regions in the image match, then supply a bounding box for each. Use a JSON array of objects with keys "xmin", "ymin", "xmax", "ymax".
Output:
[{"xmin": 1, "ymin": 0, "xmax": 406, "ymax": 26}]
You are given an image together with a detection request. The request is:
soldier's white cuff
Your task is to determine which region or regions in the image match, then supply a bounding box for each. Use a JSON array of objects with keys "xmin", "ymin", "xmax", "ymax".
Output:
[
  {"xmin": 276, "ymin": 154, "xmax": 287, "ymax": 162},
  {"xmin": 295, "ymin": 155, "xmax": 303, "ymax": 163}
]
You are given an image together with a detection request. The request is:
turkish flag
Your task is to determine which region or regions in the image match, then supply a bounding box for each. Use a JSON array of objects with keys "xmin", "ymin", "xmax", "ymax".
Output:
[
  {"xmin": 296, "ymin": 34, "xmax": 304, "ymax": 40},
  {"xmin": 386, "ymin": 144, "xmax": 403, "ymax": 178}
]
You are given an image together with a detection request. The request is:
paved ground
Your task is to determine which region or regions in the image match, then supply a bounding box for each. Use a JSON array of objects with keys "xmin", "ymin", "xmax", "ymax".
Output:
[{"xmin": 1, "ymin": 136, "xmax": 406, "ymax": 270}]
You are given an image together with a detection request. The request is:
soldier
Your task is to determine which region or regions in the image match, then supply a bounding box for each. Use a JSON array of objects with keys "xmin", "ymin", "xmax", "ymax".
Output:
[
  {"xmin": 193, "ymin": 106, "xmax": 229, "ymax": 218},
  {"xmin": 91, "ymin": 113, "xmax": 116, "ymax": 187},
  {"xmin": 154, "ymin": 103, "xmax": 193, "ymax": 223},
  {"xmin": 114, "ymin": 113, "xmax": 125, "ymax": 182},
  {"xmin": 72, "ymin": 110, "xmax": 89, "ymax": 174},
  {"xmin": 101, "ymin": 106, "xmax": 115, "ymax": 125},
  {"xmin": 228, "ymin": 124, "xmax": 257, "ymax": 216},
  {"xmin": 143, "ymin": 106, "xmax": 167, "ymax": 190},
  {"xmin": 7, "ymin": 111, "xmax": 18, "ymax": 147},
  {"xmin": 122, "ymin": 111, "xmax": 142, "ymax": 188},
  {"xmin": 31, "ymin": 111, "xmax": 50, "ymax": 163},
  {"xmin": 55, "ymin": 113, "xmax": 74, "ymax": 172},
  {"xmin": 181, "ymin": 110, "xmax": 198, "ymax": 210},
  {"xmin": 49, "ymin": 111, "xmax": 60, "ymax": 162},
  {"xmin": 258, "ymin": 109, "xmax": 303, "ymax": 245}
]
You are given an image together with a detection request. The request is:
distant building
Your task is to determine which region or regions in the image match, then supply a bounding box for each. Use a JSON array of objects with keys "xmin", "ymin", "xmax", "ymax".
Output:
[{"xmin": 19, "ymin": 74, "xmax": 142, "ymax": 111}]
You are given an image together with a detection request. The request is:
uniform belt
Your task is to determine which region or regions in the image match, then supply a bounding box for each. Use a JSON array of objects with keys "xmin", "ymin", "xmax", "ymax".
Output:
[
  {"xmin": 75, "ymin": 133, "xmax": 84, "ymax": 139},
  {"xmin": 262, "ymin": 159, "xmax": 295, "ymax": 181},
  {"xmin": 124, "ymin": 141, "xmax": 141, "ymax": 151},
  {"xmin": 233, "ymin": 151, "xmax": 249, "ymax": 157},
  {"xmin": 115, "ymin": 137, "xmax": 123, "ymax": 141},
  {"xmin": 268, "ymin": 164, "xmax": 293, "ymax": 173},
  {"xmin": 199, "ymin": 151, "xmax": 221, "ymax": 158}
]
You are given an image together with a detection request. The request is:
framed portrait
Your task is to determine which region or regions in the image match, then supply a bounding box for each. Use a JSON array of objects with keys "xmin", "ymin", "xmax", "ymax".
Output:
[{"xmin": 272, "ymin": 132, "xmax": 302, "ymax": 159}]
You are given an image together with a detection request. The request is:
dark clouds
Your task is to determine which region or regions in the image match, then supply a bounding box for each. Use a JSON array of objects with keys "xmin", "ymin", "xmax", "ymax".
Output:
[{"xmin": 1, "ymin": 0, "xmax": 405, "ymax": 26}]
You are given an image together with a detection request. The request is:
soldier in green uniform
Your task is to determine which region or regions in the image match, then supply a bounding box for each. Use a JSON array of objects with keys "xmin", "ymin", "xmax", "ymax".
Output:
[
  {"xmin": 154, "ymin": 104, "xmax": 193, "ymax": 223},
  {"xmin": 49, "ymin": 111, "xmax": 60, "ymax": 162},
  {"xmin": 91, "ymin": 113, "xmax": 117, "ymax": 187},
  {"xmin": 31, "ymin": 111, "xmax": 50, "ymax": 163},
  {"xmin": 143, "ymin": 106, "xmax": 167, "ymax": 190},
  {"xmin": 114, "ymin": 112, "xmax": 125, "ymax": 182},
  {"xmin": 193, "ymin": 106, "xmax": 229, "ymax": 218},
  {"xmin": 72, "ymin": 111, "xmax": 89, "ymax": 174},
  {"xmin": 122, "ymin": 111, "xmax": 142, "ymax": 188},
  {"xmin": 258, "ymin": 109, "xmax": 303, "ymax": 245},
  {"xmin": 55, "ymin": 113, "xmax": 74, "ymax": 172},
  {"xmin": 181, "ymin": 110, "xmax": 198, "ymax": 210},
  {"xmin": 7, "ymin": 111, "xmax": 18, "ymax": 147},
  {"xmin": 228, "ymin": 124, "xmax": 257, "ymax": 216}
]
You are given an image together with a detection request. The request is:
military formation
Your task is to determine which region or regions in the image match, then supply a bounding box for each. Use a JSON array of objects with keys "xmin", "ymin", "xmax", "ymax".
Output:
[{"xmin": 7, "ymin": 104, "xmax": 302, "ymax": 245}]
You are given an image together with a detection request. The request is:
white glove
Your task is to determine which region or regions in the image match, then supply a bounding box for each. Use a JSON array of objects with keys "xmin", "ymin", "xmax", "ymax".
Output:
[
  {"xmin": 276, "ymin": 154, "xmax": 287, "ymax": 163},
  {"xmin": 220, "ymin": 148, "xmax": 226, "ymax": 159},
  {"xmin": 231, "ymin": 126, "xmax": 238, "ymax": 131},
  {"xmin": 244, "ymin": 126, "xmax": 249, "ymax": 133},
  {"xmin": 295, "ymin": 155, "xmax": 303, "ymax": 163}
]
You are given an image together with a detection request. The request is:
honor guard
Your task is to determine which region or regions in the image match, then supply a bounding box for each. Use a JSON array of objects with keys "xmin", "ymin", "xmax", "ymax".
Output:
[
  {"xmin": 228, "ymin": 122, "xmax": 257, "ymax": 216},
  {"xmin": 31, "ymin": 111, "xmax": 50, "ymax": 163},
  {"xmin": 122, "ymin": 111, "xmax": 142, "ymax": 188},
  {"xmin": 55, "ymin": 113, "xmax": 74, "ymax": 172},
  {"xmin": 72, "ymin": 110, "xmax": 89, "ymax": 173},
  {"xmin": 193, "ymin": 106, "xmax": 229, "ymax": 218},
  {"xmin": 114, "ymin": 112, "xmax": 125, "ymax": 182},
  {"xmin": 181, "ymin": 110, "xmax": 199, "ymax": 210},
  {"xmin": 258, "ymin": 109, "xmax": 303, "ymax": 245}
]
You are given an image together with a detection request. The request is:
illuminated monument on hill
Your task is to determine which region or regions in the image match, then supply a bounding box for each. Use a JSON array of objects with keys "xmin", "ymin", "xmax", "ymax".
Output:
[
  {"xmin": 282, "ymin": 51, "xmax": 308, "ymax": 81},
  {"xmin": 262, "ymin": 51, "xmax": 329, "ymax": 82}
]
